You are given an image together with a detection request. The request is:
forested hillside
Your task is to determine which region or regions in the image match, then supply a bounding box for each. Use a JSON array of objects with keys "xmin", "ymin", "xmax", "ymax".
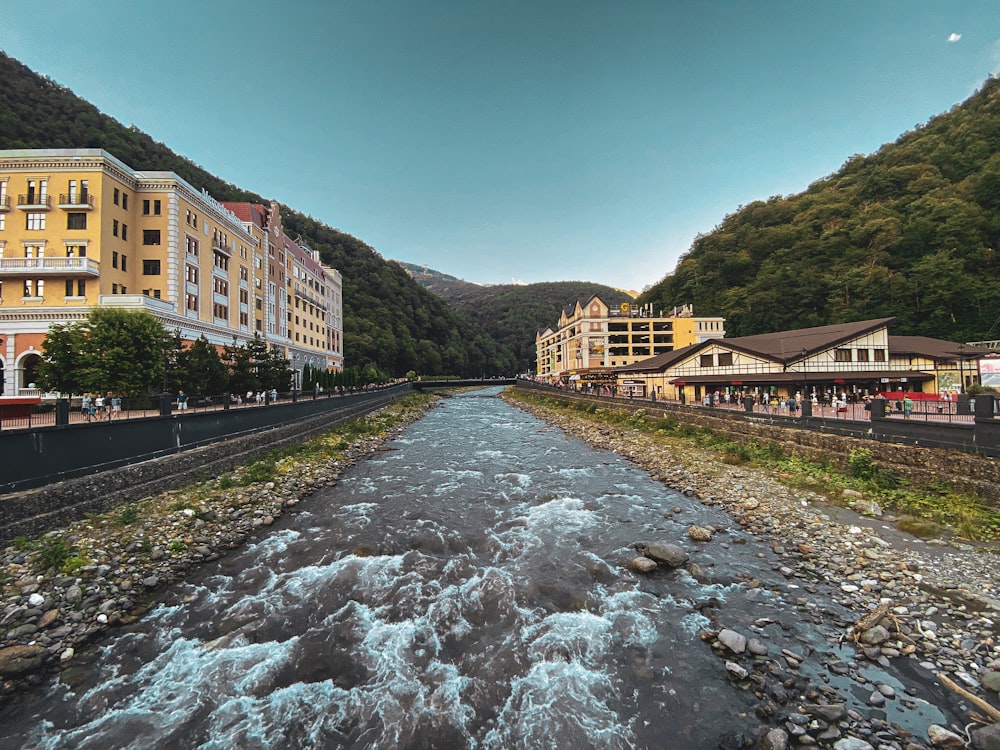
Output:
[
  {"xmin": 396, "ymin": 262, "xmax": 631, "ymax": 372},
  {"xmin": 0, "ymin": 52, "xmax": 515, "ymax": 378},
  {"xmin": 640, "ymin": 78, "xmax": 1000, "ymax": 342}
]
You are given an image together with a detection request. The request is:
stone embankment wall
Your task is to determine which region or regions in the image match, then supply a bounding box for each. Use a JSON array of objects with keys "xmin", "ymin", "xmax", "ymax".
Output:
[
  {"xmin": 0, "ymin": 395, "xmax": 397, "ymax": 544},
  {"xmin": 516, "ymin": 384, "xmax": 1000, "ymax": 507}
]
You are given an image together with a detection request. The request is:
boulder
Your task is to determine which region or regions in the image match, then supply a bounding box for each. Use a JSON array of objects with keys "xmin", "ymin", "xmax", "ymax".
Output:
[
  {"xmin": 928, "ymin": 724, "xmax": 967, "ymax": 749},
  {"xmin": 718, "ymin": 628, "xmax": 747, "ymax": 654},
  {"xmin": 982, "ymin": 670, "xmax": 1000, "ymax": 693},
  {"xmin": 640, "ymin": 541, "xmax": 688, "ymax": 568},
  {"xmin": 971, "ymin": 722, "xmax": 1000, "ymax": 750},
  {"xmin": 688, "ymin": 525, "xmax": 713, "ymax": 542},
  {"xmin": 624, "ymin": 556, "xmax": 658, "ymax": 574},
  {"xmin": 0, "ymin": 644, "xmax": 46, "ymax": 677}
]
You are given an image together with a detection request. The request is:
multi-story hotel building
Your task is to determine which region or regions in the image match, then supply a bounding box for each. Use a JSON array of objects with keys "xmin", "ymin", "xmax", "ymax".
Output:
[
  {"xmin": 535, "ymin": 295, "xmax": 725, "ymax": 388},
  {"xmin": 0, "ymin": 149, "xmax": 343, "ymax": 396}
]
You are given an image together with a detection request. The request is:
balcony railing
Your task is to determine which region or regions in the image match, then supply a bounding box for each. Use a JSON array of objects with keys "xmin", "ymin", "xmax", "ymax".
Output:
[
  {"xmin": 57, "ymin": 193, "xmax": 95, "ymax": 209},
  {"xmin": 0, "ymin": 257, "xmax": 101, "ymax": 276},
  {"xmin": 0, "ymin": 195, "xmax": 10, "ymax": 211},
  {"xmin": 17, "ymin": 194, "xmax": 52, "ymax": 209}
]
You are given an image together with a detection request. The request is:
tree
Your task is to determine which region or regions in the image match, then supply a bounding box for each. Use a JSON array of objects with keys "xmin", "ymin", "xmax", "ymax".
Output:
[
  {"xmin": 35, "ymin": 322, "xmax": 86, "ymax": 395},
  {"xmin": 37, "ymin": 309, "xmax": 168, "ymax": 397},
  {"xmin": 80, "ymin": 309, "xmax": 169, "ymax": 396},
  {"xmin": 176, "ymin": 336, "xmax": 228, "ymax": 395}
]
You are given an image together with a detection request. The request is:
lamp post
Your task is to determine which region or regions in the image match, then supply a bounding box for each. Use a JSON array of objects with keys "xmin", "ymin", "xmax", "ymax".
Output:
[
  {"xmin": 957, "ymin": 343, "xmax": 965, "ymax": 394},
  {"xmin": 800, "ymin": 348, "xmax": 811, "ymax": 418}
]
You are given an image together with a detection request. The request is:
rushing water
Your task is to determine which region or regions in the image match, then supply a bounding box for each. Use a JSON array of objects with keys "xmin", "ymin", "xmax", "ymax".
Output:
[{"xmin": 4, "ymin": 388, "xmax": 957, "ymax": 749}]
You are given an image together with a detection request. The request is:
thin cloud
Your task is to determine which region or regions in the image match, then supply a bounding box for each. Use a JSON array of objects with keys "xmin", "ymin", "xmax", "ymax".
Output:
[{"xmin": 948, "ymin": 32, "xmax": 962, "ymax": 43}]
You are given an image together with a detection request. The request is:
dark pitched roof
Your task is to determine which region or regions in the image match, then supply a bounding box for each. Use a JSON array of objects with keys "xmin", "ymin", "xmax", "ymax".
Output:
[
  {"xmin": 888, "ymin": 336, "xmax": 998, "ymax": 360},
  {"xmin": 615, "ymin": 342, "xmax": 702, "ymax": 372},
  {"xmin": 725, "ymin": 318, "xmax": 896, "ymax": 363}
]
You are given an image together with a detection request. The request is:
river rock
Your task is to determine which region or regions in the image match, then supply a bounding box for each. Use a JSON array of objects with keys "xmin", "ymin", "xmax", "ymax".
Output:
[
  {"xmin": 833, "ymin": 739, "xmax": 874, "ymax": 750},
  {"xmin": 971, "ymin": 722, "xmax": 1000, "ymax": 750},
  {"xmin": 625, "ymin": 556, "xmax": 658, "ymax": 574},
  {"xmin": 641, "ymin": 541, "xmax": 688, "ymax": 568},
  {"xmin": 927, "ymin": 724, "xmax": 966, "ymax": 748},
  {"xmin": 0, "ymin": 644, "xmax": 46, "ymax": 677},
  {"xmin": 759, "ymin": 727, "xmax": 789, "ymax": 750},
  {"xmin": 858, "ymin": 624, "xmax": 890, "ymax": 645},
  {"xmin": 688, "ymin": 525, "xmax": 713, "ymax": 541},
  {"xmin": 718, "ymin": 628, "xmax": 747, "ymax": 654},
  {"xmin": 724, "ymin": 660, "xmax": 748, "ymax": 680},
  {"xmin": 801, "ymin": 703, "xmax": 846, "ymax": 722},
  {"xmin": 982, "ymin": 670, "xmax": 1000, "ymax": 693}
]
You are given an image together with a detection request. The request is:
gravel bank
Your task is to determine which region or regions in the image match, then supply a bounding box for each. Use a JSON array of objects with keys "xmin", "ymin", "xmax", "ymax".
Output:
[{"xmin": 504, "ymin": 391, "xmax": 1000, "ymax": 750}]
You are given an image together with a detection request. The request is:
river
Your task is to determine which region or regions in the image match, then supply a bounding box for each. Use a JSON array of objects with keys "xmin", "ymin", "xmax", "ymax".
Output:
[{"xmin": 2, "ymin": 387, "xmax": 959, "ymax": 749}]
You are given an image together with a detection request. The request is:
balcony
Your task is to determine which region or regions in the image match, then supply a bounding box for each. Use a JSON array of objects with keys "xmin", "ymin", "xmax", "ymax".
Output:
[
  {"xmin": 17, "ymin": 194, "xmax": 52, "ymax": 210},
  {"xmin": 0, "ymin": 257, "xmax": 101, "ymax": 277},
  {"xmin": 57, "ymin": 193, "xmax": 95, "ymax": 210},
  {"xmin": 0, "ymin": 195, "xmax": 9, "ymax": 211}
]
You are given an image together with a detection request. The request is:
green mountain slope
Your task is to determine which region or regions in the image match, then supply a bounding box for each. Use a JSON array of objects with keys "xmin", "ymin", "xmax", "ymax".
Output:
[
  {"xmin": 0, "ymin": 51, "xmax": 514, "ymax": 378},
  {"xmin": 640, "ymin": 78, "xmax": 1000, "ymax": 342},
  {"xmin": 396, "ymin": 262, "xmax": 632, "ymax": 372}
]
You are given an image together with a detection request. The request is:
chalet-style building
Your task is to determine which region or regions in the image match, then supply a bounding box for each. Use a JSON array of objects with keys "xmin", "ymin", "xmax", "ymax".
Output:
[{"xmin": 614, "ymin": 317, "xmax": 992, "ymax": 402}]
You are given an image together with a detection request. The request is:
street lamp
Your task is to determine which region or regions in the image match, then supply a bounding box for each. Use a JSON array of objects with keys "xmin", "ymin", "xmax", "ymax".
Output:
[
  {"xmin": 801, "ymin": 348, "xmax": 810, "ymax": 417},
  {"xmin": 957, "ymin": 343, "xmax": 965, "ymax": 394}
]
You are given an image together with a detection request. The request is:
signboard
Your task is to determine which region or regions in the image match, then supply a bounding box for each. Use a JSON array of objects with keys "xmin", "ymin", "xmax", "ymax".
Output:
[{"xmin": 982, "ymin": 358, "xmax": 1000, "ymax": 389}]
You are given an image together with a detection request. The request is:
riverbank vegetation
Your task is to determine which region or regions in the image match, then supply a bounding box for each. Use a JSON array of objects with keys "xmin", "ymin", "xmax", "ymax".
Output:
[{"xmin": 507, "ymin": 390, "xmax": 1000, "ymax": 543}]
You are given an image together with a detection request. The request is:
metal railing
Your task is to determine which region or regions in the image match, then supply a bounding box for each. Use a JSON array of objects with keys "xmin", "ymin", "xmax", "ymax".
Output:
[
  {"xmin": 17, "ymin": 194, "xmax": 51, "ymax": 208},
  {"xmin": 57, "ymin": 193, "xmax": 95, "ymax": 208}
]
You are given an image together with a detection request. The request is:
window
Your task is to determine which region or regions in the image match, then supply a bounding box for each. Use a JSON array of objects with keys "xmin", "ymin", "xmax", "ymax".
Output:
[
  {"xmin": 186, "ymin": 236, "xmax": 198, "ymax": 256},
  {"xmin": 122, "ymin": 193, "xmax": 128, "ymax": 210},
  {"xmin": 856, "ymin": 348, "xmax": 870, "ymax": 362},
  {"xmin": 717, "ymin": 352, "xmax": 734, "ymax": 367},
  {"xmin": 873, "ymin": 349, "xmax": 886, "ymax": 362},
  {"xmin": 700, "ymin": 354, "xmax": 714, "ymax": 367},
  {"xmin": 239, "ymin": 289, "xmax": 249, "ymax": 304},
  {"xmin": 143, "ymin": 199, "xmax": 150, "ymax": 215},
  {"xmin": 143, "ymin": 229, "xmax": 161, "ymax": 245},
  {"xmin": 834, "ymin": 348, "xmax": 853, "ymax": 362},
  {"xmin": 66, "ymin": 245, "xmax": 87, "ymax": 258},
  {"xmin": 113, "ymin": 188, "xmax": 120, "ymax": 206},
  {"xmin": 213, "ymin": 278, "xmax": 229, "ymax": 296},
  {"xmin": 112, "ymin": 283, "xmax": 118, "ymax": 294},
  {"xmin": 26, "ymin": 213, "xmax": 45, "ymax": 230},
  {"xmin": 186, "ymin": 293, "xmax": 198, "ymax": 312},
  {"xmin": 112, "ymin": 251, "xmax": 119, "ymax": 269},
  {"xmin": 154, "ymin": 199, "xmax": 160, "ymax": 215},
  {"xmin": 143, "ymin": 259, "xmax": 161, "ymax": 275},
  {"xmin": 0, "ymin": 214, "xmax": 4, "ymax": 231},
  {"xmin": 23, "ymin": 279, "xmax": 44, "ymax": 298},
  {"xmin": 239, "ymin": 311, "xmax": 249, "ymax": 327},
  {"xmin": 185, "ymin": 265, "xmax": 199, "ymax": 284},
  {"xmin": 65, "ymin": 279, "xmax": 85, "ymax": 297},
  {"xmin": 214, "ymin": 252, "xmax": 229, "ymax": 271},
  {"xmin": 213, "ymin": 303, "xmax": 228, "ymax": 320},
  {"xmin": 121, "ymin": 224, "xmax": 127, "ymax": 241},
  {"xmin": 142, "ymin": 199, "xmax": 162, "ymax": 216},
  {"xmin": 67, "ymin": 212, "xmax": 87, "ymax": 230},
  {"xmin": 121, "ymin": 254, "xmax": 127, "ymax": 272},
  {"xmin": 113, "ymin": 219, "xmax": 119, "ymax": 237}
]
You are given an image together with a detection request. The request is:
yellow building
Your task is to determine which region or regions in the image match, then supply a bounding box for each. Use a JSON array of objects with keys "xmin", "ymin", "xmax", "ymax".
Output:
[
  {"xmin": 535, "ymin": 296, "xmax": 725, "ymax": 390},
  {"xmin": 0, "ymin": 149, "xmax": 343, "ymax": 395}
]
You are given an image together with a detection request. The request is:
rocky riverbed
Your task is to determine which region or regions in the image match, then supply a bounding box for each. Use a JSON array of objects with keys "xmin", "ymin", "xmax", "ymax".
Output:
[{"xmin": 504, "ymin": 392, "xmax": 1000, "ymax": 750}]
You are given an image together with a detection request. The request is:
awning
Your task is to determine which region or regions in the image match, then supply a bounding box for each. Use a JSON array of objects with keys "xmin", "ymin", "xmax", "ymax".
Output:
[{"xmin": 667, "ymin": 370, "xmax": 934, "ymax": 385}]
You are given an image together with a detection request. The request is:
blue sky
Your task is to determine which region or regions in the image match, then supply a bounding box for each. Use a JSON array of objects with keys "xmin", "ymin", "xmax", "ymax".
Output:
[{"xmin": 2, "ymin": 1, "xmax": 999, "ymax": 292}]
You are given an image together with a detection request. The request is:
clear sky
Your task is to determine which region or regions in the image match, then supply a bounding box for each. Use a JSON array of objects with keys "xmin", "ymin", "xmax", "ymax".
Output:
[{"xmin": 2, "ymin": 1, "xmax": 999, "ymax": 292}]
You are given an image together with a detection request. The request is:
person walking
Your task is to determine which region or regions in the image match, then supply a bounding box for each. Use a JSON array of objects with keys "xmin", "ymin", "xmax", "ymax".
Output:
[{"xmin": 177, "ymin": 390, "xmax": 189, "ymax": 410}]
